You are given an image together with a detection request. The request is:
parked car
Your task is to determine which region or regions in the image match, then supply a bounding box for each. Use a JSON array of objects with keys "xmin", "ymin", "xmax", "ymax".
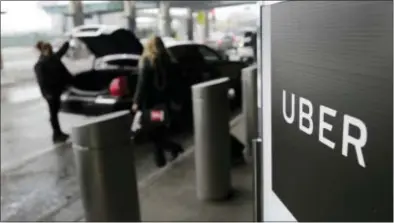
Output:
[
  {"xmin": 52, "ymin": 35, "xmax": 90, "ymax": 60},
  {"xmin": 205, "ymin": 32, "xmax": 236, "ymax": 53},
  {"xmin": 60, "ymin": 25, "xmax": 143, "ymax": 115},
  {"xmin": 165, "ymin": 41, "xmax": 246, "ymax": 116},
  {"xmin": 235, "ymin": 29, "xmax": 257, "ymax": 64},
  {"xmin": 60, "ymin": 25, "xmax": 246, "ymax": 124}
]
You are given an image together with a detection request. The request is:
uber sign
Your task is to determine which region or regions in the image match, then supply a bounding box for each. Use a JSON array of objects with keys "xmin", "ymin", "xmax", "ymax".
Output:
[{"xmin": 271, "ymin": 1, "xmax": 393, "ymax": 222}]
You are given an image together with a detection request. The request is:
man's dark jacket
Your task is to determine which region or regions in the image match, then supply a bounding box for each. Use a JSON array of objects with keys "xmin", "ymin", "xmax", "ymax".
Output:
[{"xmin": 34, "ymin": 42, "xmax": 73, "ymax": 97}]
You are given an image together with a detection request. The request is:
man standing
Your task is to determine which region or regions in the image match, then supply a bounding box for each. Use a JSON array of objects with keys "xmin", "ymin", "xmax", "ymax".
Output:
[{"xmin": 34, "ymin": 41, "xmax": 73, "ymax": 143}]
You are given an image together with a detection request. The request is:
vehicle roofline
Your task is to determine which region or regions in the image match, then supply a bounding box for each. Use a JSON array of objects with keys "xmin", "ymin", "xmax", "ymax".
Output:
[
  {"xmin": 70, "ymin": 24, "xmax": 124, "ymax": 38},
  {"xmin": 166, "ymin": 41, "xmax": 202, "ymax": 48}
]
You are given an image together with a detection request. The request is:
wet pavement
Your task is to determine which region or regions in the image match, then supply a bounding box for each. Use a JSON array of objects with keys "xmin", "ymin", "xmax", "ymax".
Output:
[
  {"xmin": 0, "ymin": 81, "xmax": 191, "ymax": 221},
  {"xmin": 1, "ymin": 84, "xmax": 87, "ymax": 168},
  {"xmin": 0, "ymin": 81, "xmax": 87, "ymax": 221},
  {"xmin": 1, "ymin": 46, "xmax": 93, "ymax": 86}
]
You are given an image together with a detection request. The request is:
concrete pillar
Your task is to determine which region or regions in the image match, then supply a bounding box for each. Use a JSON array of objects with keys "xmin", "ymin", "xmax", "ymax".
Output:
[
  {"xmin": 203, "ymin": 10, "xmax": 210, "ymax": 41},
  {"xmin": 96, "ymin": 13, "xmax": 102, "ymax": 24},
  {"xmin": 124, "ymin": 1, "xmax": 137, "ymax": 31},
  {"xmin": 61, "ymin": 14, "xmax": 67, "ymax": 33},
  {"xmin": 159, "ymin": 1, "xmax": 171, "ymax": 37},
  {"xmin": 0, "ymin": 11, "xmax": 4, "ymax": 71},
  {"xmin": 186, "ymin": 8, "xmax": 194, "ymax": 41},
  {"xmin": 69, "ymin": 0, "xmax": 84, "ymax": 27},
  {"xmin": 211, "ymin": 9, "xmax": 216, "ymax": 32}
]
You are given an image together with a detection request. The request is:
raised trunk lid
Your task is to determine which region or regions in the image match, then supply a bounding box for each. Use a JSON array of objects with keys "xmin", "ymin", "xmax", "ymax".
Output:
[{"xmin": 71, "ymin": 25, "xmax": 143, "ymax": 59}]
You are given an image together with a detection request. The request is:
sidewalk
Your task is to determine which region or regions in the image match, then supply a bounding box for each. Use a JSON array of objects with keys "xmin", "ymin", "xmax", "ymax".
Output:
[
  {"xmin": 138, "ymin": 115, "xmax": 253, "ymax": 222},
  {"xmin": 46, "ymin": 114, "xmax": 253, "ymax": 222}
]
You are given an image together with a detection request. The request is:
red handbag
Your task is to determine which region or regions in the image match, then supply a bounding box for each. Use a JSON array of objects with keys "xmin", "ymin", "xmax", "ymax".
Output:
[{"xmin": 131, "ymin": 106, "xmax": 170, "ymax": 133}]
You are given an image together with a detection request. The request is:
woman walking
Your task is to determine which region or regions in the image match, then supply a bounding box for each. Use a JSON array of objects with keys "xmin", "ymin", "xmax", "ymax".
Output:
[{"xmin": 132, "ymin": 36, "xmax": 184, "ymax": 167}]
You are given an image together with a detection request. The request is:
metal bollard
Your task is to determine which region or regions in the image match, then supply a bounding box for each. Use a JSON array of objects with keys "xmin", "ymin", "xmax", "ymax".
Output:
[
  {"xmin": 242, "ymin": 65, "xmax": 258, "ymax": 157},
  {"xmin": 71, "ymin": 111, "xmax": 140, "ymax": 222},
  {"xmin": 192, "ymin": 78, "xmax": 232, "ymax": 201}
]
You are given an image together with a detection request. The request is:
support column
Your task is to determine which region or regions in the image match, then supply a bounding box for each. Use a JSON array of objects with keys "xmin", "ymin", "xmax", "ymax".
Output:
[
  {"xmin": 159, "ymin": 1, "xmax": 171, "ymax": 37},
  {"xmin": 124, "ymin": 1, "xmax": 137, "ymax": 31},
  {"xmin": 69, "ymin": 0, "xmax": 84, "ymax": 27},
  {"xmin": 211, "ymin": 9, "xmax": 216, "ymax": 32},
  {"xmin": 96, "ymin": 13, "xmax": 102, "ymax": 24},
  {"xmin": 0, "ymin": 11, "xmax": 5, "ymax": 71},
  {"xmin": 203, "ymin": 10, "xmax": 210, "ymax": 41},
  {"xmin": 61, "ymin": 14, "xmax": 67, "ymax": 33},
  {"xmin": 186, "ymin": 8, "xmax": 194, "ymax": 41}
]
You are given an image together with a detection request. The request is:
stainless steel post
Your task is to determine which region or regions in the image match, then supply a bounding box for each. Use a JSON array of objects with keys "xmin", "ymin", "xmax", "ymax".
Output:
[
  {"xmin": 72, "ymin": 111, "xmax": 140, "ymax": 222},
  {"xmin": 192, "ymin": 78, "xmax": 232, "ymax": 201},
  {"xmin": 242, "ymin": 65, "xmax": 259, "ymax": 157}
]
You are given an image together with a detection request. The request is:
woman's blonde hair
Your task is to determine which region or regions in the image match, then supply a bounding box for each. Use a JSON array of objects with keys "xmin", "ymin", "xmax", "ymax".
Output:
[{"xmin": 141, "ymin": 36, "xmax": 168, "ymax": 66}]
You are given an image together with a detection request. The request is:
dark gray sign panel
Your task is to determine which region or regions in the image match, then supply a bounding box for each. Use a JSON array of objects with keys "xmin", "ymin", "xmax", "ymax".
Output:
[{"xmin": 271, "ymin": 1, "xmax": 393, "ymax": 222}]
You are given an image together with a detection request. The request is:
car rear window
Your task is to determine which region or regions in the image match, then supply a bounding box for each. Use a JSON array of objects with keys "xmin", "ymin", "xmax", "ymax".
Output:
[{"xmin": 167, "ymin": 46, "xmax": 190, "ymax": 62}]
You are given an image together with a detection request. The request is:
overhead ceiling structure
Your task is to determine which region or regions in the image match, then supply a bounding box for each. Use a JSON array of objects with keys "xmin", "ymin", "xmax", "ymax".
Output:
[
  {"xmin": 168, "ymin": 1, "xmax": 257, "ymax": 10},
  {"xmin": 40, "ymin": 1, "xmax": 156, "ymax": 15},
  {"xmin": 40, "ymin": 1, "xmax": 258, "ymax": 16}
]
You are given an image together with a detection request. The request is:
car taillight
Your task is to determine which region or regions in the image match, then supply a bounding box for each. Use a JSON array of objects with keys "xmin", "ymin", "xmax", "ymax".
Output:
[{"xmin": 109, "ymin": 76, "xmax": 128, "ymax": 97}]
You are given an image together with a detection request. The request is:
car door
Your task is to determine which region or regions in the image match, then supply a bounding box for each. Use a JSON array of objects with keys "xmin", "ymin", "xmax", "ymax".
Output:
[
  {"xmin": 196, "ymin": 45, "xmax": 245, "ymax": 80},
  {"xmin": 169, "ymin": 45, "xmax": 209, "ymax": 85},
  {"xmin": 195, "ymin": 45, "xmax": 247, "ymax": 109}
]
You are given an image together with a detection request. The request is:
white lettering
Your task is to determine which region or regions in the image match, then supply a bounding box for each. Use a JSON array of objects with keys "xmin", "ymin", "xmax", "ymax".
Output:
[
  {"xmin": 281, "ymin": 90, "xmax": 368, "ymax": 168},
  {"xmin": 319, "ymin": 105, "xmax": 337, "ymax": 149},
  {"xmin": 342, "ymin": 115, "xmax": 368, "ymax": 168},
  {"xmin": 282, "ymin": 90, "xmax": 295, "ymax": 124},
  {"xmin": 299, "ymin": 97, "xmax": 313, "ymax": 135}
]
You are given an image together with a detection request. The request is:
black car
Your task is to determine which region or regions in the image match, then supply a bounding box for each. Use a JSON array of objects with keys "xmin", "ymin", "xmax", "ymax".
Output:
[
  {"xmin": 235, "ymin": 29, "xmax": 257, "ymax": 64},
  {"xmin": 61, "ymin": 25, "xmax": 246, "ymax": 119},
  {"xmin": 165, "ymin": 41, "xmax": 246, "ymax": 111},
  {"xmin": 205, "ymin": 32, "xmax": 236, "ymax": 53},
  {"xmin": 60, "ymin": 25, "xmax": 143, "ymax": 115}
]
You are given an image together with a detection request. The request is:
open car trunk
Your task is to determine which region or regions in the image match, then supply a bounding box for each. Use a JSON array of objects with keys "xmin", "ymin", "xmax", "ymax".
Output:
[
  {"xmin": 68, "ymin": 27, "xmax": 143, "ymax": 96},
  {"xmin": 70, "ymin": 70, "xmax": 138, "ymax": 96},
  {"xmin": 75, "ymin": 28, "xmax": 143, "ymax": 58}
]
